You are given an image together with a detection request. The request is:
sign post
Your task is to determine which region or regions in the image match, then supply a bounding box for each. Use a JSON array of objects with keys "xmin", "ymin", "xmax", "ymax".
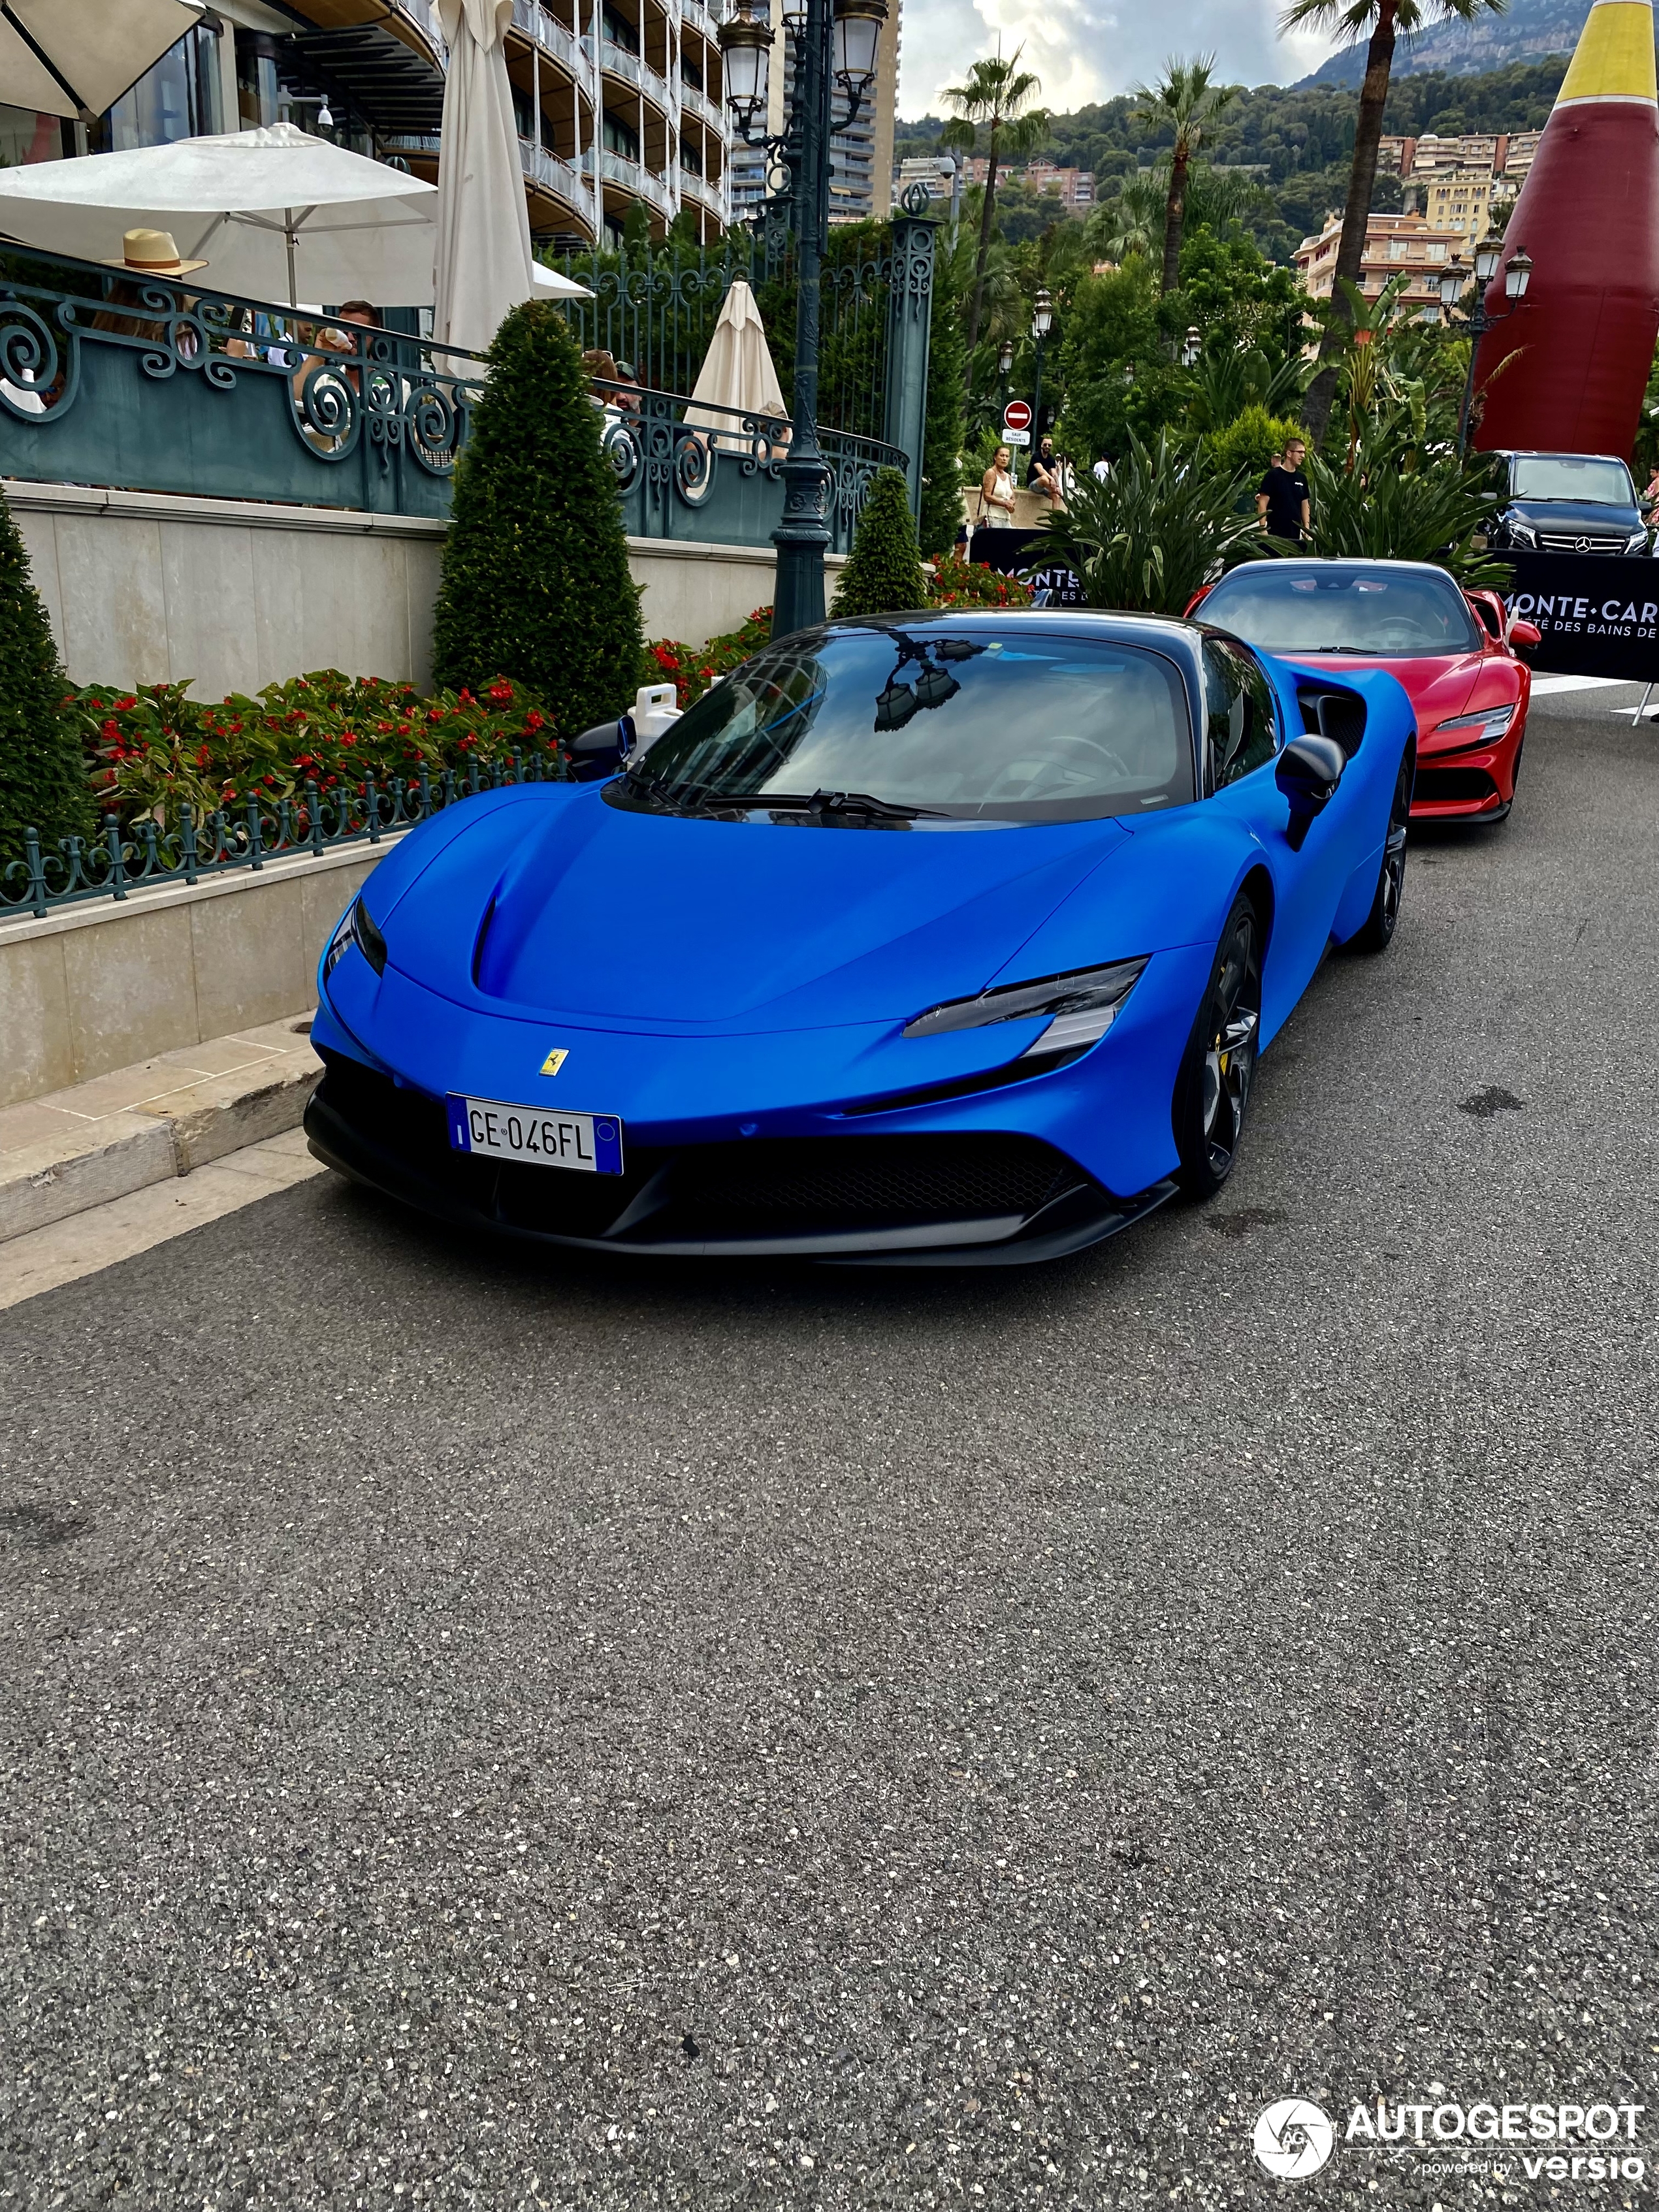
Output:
[{"xmin": 1002, "ymin": 398, "xmax": 1032, "ymax": 449}]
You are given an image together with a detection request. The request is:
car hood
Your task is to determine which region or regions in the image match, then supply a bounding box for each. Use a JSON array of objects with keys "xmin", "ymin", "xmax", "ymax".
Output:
[
  {"xmin": 388, "ymin": 786, "xmax": 1134, "ymax": 1033},
  {"xmin": 1508, "ymin": 497, "xmax": 1641, "ymax": 532},
  {"xmin": 1283, "ymin": 649, "xmax": 1479, "ymax": 726}
]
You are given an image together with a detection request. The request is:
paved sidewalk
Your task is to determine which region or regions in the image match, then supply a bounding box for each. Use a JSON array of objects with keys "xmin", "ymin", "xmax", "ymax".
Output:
[{"xmin": 0, "ymin": 1013, "xmax": 321, "ymax": 1244}]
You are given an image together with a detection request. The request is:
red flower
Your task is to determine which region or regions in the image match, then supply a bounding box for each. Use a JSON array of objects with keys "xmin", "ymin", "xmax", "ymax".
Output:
[
  {"xmin": 101, "ymin": 718, "xmax": 119, "ymax": 742},
  {"xmin": 487, "ymin": 681, "xmax": 513, "ymax": 703},
  {"xmin": 525, "ymin": 709, "xmax": 545, "ymax": 732},
  {"xmin": 115, "ymin": 694, "xmax": 137, "ymax": 711}
]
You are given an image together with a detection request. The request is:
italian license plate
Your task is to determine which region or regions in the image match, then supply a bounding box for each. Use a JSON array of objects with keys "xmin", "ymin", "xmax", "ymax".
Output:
[{"xmin": 446, "ymin": 1095, "xmax": 624, "ymax": 1175}]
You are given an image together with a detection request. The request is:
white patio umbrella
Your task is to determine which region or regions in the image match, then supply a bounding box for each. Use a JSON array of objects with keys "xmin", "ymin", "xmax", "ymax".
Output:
[
  {"xmin": 683, "ymin": 280, "xmax": 788, "ymax": 448},
  {"xmin": 432, "ymin": 0, "xmax": 537, "ymax": 355},
  {"xmin": 0, "ymin": 125, "xmax": 439, "ymax": 307},
  {"xmin": 0, "ymin": 0, "xmax": 203, "ymax": 121}
]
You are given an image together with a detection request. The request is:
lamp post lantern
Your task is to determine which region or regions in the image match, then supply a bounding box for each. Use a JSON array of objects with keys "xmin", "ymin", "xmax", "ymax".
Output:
[
  {"xmin": 720, "ymin": 0, "xmax": 886, "ymax": 637},
  {"xmin": 997, "ymin": 336, "xmax": 1014, "ymax": 413},
  {"xmin": 1443, "ymin": 238, "xmax": 1533, "ymax": 455},
  {"xmin": 1180, "ymin": 323, "xmax": 1200, "ymax": 368},
  {"xmin": 1027, "ymin": 285, "xmax": 1053, "ymax": 484}
]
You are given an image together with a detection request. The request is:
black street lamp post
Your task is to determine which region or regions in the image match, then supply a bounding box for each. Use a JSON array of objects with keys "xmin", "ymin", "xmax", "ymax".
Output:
[
  {"xmin": 1441, "ymin": 236, "xmax": 1533, "ymax": 457},
  {"xmin": 997, "ymin": 336, "xmax": 1014, "ymax": 415},
  {"xmin": 720, "ymin": 0, "xmax": 886, "ymax": 638},
  {"xmin": 1027, "ymin": 285, "xmax": 1052, "ymax": 485}
]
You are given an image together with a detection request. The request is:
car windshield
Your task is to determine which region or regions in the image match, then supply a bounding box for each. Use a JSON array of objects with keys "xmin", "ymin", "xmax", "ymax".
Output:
[
  {"xmin": 1200, "ymin": 564, "xmax": 1481, "ymax": 658},
  {"xmin": 1511, "ymin": 456, "xmax": 1634, "ymax": 505},
  {"xmin": 617, "ymin": 624, "xmax": 1196, "ymax": 822}
]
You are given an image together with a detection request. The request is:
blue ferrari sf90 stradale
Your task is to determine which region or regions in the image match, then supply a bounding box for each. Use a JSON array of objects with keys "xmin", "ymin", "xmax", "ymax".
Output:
[{"xmin": 304, "ymin": 611, "xmax": 1415, "ymax": 1265}]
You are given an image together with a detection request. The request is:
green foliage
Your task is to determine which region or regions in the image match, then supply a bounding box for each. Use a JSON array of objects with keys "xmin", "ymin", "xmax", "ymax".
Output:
[
  {"xmin": 0, "ymin": 489, "xmax": 90, "ymax": 867},
  {"xmin": 432, "ymin": 302, "xmax": 643, "ymax": 739},
  {"xmin": 1301, "ymin": 441, "xmax": 1512, "ymax": 586},
  {"xmin": 926, "ymin": 551, "xmax": 1035, "ymax": 608},
  {"xmin": 1035, "ymin": 430, "xmax": 1262, "ymax": 612},
  {"xmin": 63, "ymin": 671, "xmax": 562, "ymax": 828},
  {"xmin": 1206, "ymin": 406, "xmax": 1309, "ymax": 488},
  {"xmin": 643, "ymin": 609, "xmax": 774, "ymax": 709},
  {"xmin": 920, "ymin": 242, "xmax": 969, "ymax": 556},
  {"xmin": 830, "ymin": 468, "xmax": 928, "ymax": 619}
]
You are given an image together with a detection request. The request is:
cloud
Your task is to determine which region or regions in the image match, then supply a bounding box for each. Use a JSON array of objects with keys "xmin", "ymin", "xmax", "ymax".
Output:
[{"xmin": 898, "ymin": 0, "xmax": 1342, "ymax": 116}]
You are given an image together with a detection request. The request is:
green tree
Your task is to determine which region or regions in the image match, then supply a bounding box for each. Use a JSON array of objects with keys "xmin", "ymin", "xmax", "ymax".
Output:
[
  {"xmin": 1037, "ymin": 430, "xmax": 1263, "ymax": 611},
  {"xmin": 1205, "ymin": 404, "xmax": 1309, "ymax": 487},
  {"xmin": 0, "ymin": 490, "xmax": 89, "ymax": 870},
  {"xmin": 830, "ymin": 468, "xmax": 927, "ymax": 618},
  {"xmin": 1131, "ymin": 56, "xmax": 1243, "ymax": 294},
  {"xmin": 942, "ymin": 50, "xmax": 1049, "ymax": 379},
  {"xmin": 1278, "ymin": 0, "xmax": 1508, "ymax": 443},
  {"xmin": 432, "ymin": 302, "xmax": 643, "ymax": 737},
  {"xmin": 919, "ymin": 243, "xmax": 969, "ymax": 556}
]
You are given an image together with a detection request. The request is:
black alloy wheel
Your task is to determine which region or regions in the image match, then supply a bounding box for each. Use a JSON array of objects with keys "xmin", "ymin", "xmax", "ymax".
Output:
[
  {"xmin": 1174, "ymin": 894, "xmax": 1263, "ymax": 1200},
  {"xmin": 1352, "ymin": 748, "xmax": 1413, "ymax": 953}
]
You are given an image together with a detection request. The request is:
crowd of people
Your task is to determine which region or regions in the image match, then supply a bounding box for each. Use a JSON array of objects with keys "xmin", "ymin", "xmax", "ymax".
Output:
[{"xmin": 972, "ymin": 425, "xmax": 1313, "ymax": 548}]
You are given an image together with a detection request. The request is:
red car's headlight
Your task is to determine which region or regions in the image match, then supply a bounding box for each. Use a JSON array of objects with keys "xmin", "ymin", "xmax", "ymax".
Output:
[{"xmin": 1432, "ymin": 703, "xmax": 1517, "ymax": 751}]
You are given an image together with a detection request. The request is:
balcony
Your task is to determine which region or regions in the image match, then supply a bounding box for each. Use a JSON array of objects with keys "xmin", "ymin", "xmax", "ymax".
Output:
[
  {"xmin": 600, "ymin": 148, "xmax": 674, "ymax": 216},
  {"xmin": 677, "ymin": 168, "xmax": 722, "ymax": 216},
  {"xmin": 509, "ymin": 0, "xmax": 582, "ymax": 74},
  {"xmin": 680, "ymin": 80, "xmax": 720, "ymax": 129},
  {"xmin": 521, "ymin": 139, "xmax": 598, "ymax": 224},
  {"xmin": 600, "ymin": 37, "xmax": 642, "ymax": 89},
  {"xmin": 387, "ymin": 0, "xmax": 446, "ymax": 60}
]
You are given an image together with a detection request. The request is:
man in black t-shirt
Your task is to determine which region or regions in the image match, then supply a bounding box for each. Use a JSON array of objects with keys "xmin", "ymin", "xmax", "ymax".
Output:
[{"xmin": 1257, "ymin": 436, "xmax": 1310, "ymax": 544}]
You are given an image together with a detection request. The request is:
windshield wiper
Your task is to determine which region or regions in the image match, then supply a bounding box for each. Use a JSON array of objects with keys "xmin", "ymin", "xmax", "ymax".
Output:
[{"xmin": 696, "ymin": 788, "xmax": 948, "ymax": 820}]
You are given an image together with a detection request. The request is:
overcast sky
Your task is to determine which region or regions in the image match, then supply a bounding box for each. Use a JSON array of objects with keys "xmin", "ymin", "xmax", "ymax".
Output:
[{"xmin": 897, "ymin": 0, "xmax": 1343, "ymax": 119}]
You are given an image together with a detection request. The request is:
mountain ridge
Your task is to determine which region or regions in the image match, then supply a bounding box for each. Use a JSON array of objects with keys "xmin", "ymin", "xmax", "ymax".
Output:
[{"xmin": 1300, "ymin": 0, "xmax": 1604, "ymax": 86}]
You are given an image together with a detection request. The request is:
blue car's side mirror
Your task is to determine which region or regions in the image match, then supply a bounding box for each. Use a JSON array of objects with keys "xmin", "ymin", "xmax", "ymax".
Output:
[
  {"xmin": 1276, "ymin": 734, "xmax": 1345, "ymax": 851},
  {"xmin": 568, "ymin": 713, "xmax": 637, "ymax": 782}
]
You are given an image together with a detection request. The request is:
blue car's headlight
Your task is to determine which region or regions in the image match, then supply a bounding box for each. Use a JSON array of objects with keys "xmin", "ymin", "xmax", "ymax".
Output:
[
  {"xmin": 903, "ymin": 957, "xmax": 1147, "ymax": 1057},
  {"xmin": 323, "ymin": 895, "xmax": 388, "ymax": 983}
]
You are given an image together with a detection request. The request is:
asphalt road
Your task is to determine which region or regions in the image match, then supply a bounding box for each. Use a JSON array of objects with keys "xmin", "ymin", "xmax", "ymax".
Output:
[{"xmin": 3, "ymin": 693, "xmax": 1658, "ymax": 2211}]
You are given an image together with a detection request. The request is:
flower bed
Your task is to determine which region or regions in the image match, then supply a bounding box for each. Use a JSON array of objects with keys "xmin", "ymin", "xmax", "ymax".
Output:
[{"xmin": 64, "ymin": 671, "xmax": 560, "ymax": 828}]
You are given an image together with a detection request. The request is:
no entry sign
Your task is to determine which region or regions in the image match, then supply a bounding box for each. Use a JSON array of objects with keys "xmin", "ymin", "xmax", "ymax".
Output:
[{"xmin": 1003, "ymin": 400, "xmax": 1033, "ymax": 434}]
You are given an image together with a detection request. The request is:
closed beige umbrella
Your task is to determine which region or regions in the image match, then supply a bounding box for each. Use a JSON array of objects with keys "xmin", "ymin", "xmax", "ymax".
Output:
[
  {"xmin": 683, "ymin": 280, "xmax": 787, "ymax": 451},
  {"xmin": 432, "ymin": 0, "xmax": 537, "ymax": 357}
]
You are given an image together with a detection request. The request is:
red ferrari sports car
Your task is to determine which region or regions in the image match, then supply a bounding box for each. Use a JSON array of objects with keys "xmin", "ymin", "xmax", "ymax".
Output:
[{"xmin": 1188, "ymin": 558, "xmax": 1538, "ymax": 825}]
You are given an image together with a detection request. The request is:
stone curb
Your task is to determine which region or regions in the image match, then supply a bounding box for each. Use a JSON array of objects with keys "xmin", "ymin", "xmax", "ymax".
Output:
[{"xmin": 0, "ymin": 1019, "xmax": 322, "ymax": 1245}]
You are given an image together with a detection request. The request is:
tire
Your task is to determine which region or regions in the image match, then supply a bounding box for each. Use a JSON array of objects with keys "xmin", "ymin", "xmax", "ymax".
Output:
[
  {"xmin": 1173, "ymin": 893, "xmax": 1263, "ymax": 1200},
  {"xmin": 1351, "ymin": 748, "xmax": 1412, "ymax": 953}
]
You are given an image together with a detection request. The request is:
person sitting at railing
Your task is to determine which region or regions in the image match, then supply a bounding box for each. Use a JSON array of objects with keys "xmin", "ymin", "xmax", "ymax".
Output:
[
  {"xmin": 91, "ymin": 230, "xmax": 206, "ymax": 361},
  {"xmin": 293, "ymin": 302, "xmax": 382, "ymax": 453}
]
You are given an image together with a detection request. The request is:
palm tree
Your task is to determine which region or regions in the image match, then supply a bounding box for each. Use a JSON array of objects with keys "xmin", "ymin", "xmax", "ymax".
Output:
[
  {"xmin": 1086, "ymin": 173, "xmax": 1165, "ymax": 266},
  {"xmin": 1280, "ymin": 0, "xmax": 1507, "ymax": 441},
  {"xmin": 942, "ymin": 50, "xmax": 1048, "ymax": 384},
  {"xmin": 1131, "ymin": 56, "xmax": 1242, "ymax": 295}
]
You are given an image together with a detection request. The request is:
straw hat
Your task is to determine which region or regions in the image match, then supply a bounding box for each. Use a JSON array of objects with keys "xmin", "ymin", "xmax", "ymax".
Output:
[{"xmin": 103, "ymin": 227, "xmax": 208, "ymax": 276}]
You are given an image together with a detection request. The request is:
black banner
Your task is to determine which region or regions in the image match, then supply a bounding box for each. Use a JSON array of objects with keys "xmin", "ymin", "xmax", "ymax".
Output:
[
  {"xmin": 1498, "ymin": 551, "xmax": 1659, "ymax": 680},
  {"xmin": 959, "ymin": 526, "xmax": 1083, "ymax": 601}
]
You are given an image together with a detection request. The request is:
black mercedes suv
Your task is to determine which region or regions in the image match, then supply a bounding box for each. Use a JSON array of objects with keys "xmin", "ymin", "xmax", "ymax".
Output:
[{"xmin": 1485, "ymin": 450, "xmax": 1651, "ymax": 556}]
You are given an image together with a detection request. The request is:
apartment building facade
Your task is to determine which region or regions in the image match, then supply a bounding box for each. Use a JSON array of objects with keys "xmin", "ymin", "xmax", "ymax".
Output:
[
  {"xmin": 1295, "ymin": 210, "xmax": 1466, "ymax": 319},
  {"xmin": 0, "ymin": 0, "xmax": 731, "ymax": 252}
]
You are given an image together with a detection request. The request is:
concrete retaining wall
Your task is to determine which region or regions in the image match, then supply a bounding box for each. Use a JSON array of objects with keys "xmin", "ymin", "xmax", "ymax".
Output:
[
  {"xmin": 6, "ymin": 480, "xmax": 840, "ymax": 692},
  {"xmin": 0, "ymin": 843, "xmax": 388, "ymax": 1108}
]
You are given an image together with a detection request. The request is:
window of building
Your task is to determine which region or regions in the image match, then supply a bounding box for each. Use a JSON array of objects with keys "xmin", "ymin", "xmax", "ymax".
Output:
[
  {"xmin": 602, "ymin": 7, "xmax": 640, "ymax": 53},
  {"xmin": 107, "ymin": 22, "xmax": 221, "ymax": 148},
  {"xmin": 602, "ymin": 110, "xmax": 640, "ymax": 160}
]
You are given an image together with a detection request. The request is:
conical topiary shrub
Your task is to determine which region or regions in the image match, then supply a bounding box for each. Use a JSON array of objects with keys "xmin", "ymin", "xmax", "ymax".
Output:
[
  {"xmin": 829, "ymin": 467, "xmax": 927, "ymax": 620},
  {"xmin": 433, "ymin": 302, "xmax": 643, "ymax": 739},
  {"xmin": 0, "ymin": 488, "xmax": 90, "ymax": 871}
]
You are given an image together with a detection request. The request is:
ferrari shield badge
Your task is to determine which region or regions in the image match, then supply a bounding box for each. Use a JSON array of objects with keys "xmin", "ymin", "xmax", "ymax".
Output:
[{"xmin": 540, "ymin": 1048, "xmax": 569, "ymax": 1078}]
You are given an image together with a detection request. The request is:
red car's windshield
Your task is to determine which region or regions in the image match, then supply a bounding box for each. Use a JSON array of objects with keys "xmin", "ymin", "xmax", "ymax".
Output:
[{"xmin": 1201, "ymin": 564, "xmax": 1483, "ymax": 659}]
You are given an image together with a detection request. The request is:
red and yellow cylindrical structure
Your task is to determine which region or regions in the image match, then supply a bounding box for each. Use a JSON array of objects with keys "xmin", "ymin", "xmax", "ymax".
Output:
[{"xmin": 1473, "ymin": 0, "xmax": 1659, "ymax": 459}]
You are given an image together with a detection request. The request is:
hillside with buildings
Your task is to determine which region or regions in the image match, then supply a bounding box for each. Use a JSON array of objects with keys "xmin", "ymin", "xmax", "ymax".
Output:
[{"xmin": 895, "ymin": 58, "xmax": 1572, "ymax": 263}]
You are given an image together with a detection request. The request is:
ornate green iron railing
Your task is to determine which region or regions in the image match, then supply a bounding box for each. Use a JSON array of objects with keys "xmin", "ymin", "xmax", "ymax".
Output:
[
  {"xmin": 0, "ymin": 245, "xmax": 481, "ymax": 521},
  {"xmin": 1, "ymin": 754, "xmax": 559, "ymax": 923},
  {"xmin": 592, "ymin": 375, "xmax": 902, "ymax": 551},
  {"xmin": 0, "ymin": 234, "xmax": 929, "ymax": 538}
]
